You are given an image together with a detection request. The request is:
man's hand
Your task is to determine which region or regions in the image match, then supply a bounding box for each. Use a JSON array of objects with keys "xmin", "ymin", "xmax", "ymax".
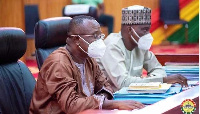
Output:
[
  {"xmin": 163, "ymin": 74, "xmax": 188, "ymax": 87},
  {"xmin": 116, "ymin": 100, "xmax": 145, "ymax": 110},
  {"xmin": 102, "ymin": 99, "xmax": 145, "ymax": 110}
]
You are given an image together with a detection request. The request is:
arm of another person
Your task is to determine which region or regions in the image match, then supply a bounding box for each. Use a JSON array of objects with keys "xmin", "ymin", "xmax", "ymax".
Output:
[
  {"xmin": 92, "ymin": 59, "xmax": 145, "ymax": 109},
  {"xmin": 144, "ymin": 51, "xmax": 188, "ymax": 87},
  {"xmin": 97, "ymin": 3, "xmax": 104, "ymax": 15},
  {"xmin": 143, "ymin": 51, "xmax": 167, "ymax": 79},
  {"xmin": 99, "ymin": 44, "xmax": 165, "ymax": 90},
  {"xmin": 93, "ymin": 59, "xmax": 113, "ymax": 99},
  {"xmin": 88, "ymin": 59, "xmax": 145, "ymax": 110},
  {"xmin": 96, "ymin": 0, "xmax": 105, "ymax": 16},
  {"xmin": 71, "ymin": 0, "xmax": 80, "ymax": 4}
]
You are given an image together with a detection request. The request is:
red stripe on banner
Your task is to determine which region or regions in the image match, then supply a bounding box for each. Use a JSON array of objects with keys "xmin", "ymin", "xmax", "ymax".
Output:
[
  {"xmin": 179, "ymin": 0, "xmax": 193, "ymax": 9},
  {"xmin": 150, "ymin": 8, "xmax": 161, "ymax": 32}
]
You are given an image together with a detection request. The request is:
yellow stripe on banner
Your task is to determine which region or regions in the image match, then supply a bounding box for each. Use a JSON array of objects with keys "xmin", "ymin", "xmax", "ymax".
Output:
[
  {"xmin": 152, "ymin": 0, "xmax": 199, "ymax": 45},
  {"xmin": 181, "ymin": 0, "xmax": 199, "ymax": 21}
]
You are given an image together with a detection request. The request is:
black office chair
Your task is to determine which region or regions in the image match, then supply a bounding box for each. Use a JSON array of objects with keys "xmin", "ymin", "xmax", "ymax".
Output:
[
  {"xmin": 62, "ymin": 4, "xmax": 98, "ymax": 19},
  {"xmin": 24, "ymin": 5, "xmax": 40, "ymax": 57},
  {"xmin": 62, "ymin": 4, "xmax": 109, "ymax": 36},
  {"xmin": 35, "ymin": 17, "xmax": 72, "ymax": 70},
  {"xmin": 24, "ymin": 5, "xmax": 39, "ymax": 38},
  {"xmin": 160, "ymin": 0, "xmax": 188, "ymax": 43},
  {"xmin": 0, "ymin": 27, "xmax": 36, "ymax": 114}
]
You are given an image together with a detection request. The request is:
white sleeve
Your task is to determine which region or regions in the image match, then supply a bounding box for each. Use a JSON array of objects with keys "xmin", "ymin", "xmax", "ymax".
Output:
[
  {"xmin": 143, "ymin": 51, "xmax": 167, "ymax": 78},
  {"xmin": 100, "ymin": 44, "xmax": 164, "ymax": 90}
]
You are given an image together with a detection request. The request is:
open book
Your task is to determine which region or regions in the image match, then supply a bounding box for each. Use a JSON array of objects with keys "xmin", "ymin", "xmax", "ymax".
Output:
[{"xmin": 128, "ymin": 82, "xmax": 172, "ymax": 93}]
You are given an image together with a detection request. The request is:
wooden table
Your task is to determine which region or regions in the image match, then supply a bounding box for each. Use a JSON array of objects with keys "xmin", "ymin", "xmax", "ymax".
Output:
[{"xmin": 155, "ymin": 54, "xmax": 199, "ymax": 66}]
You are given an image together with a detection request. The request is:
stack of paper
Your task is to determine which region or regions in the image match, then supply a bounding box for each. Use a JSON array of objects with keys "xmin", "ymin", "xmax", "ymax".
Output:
[
  {"xmin": 164, "ymin": 66, "xmax": 199, "ymax": 81},
  {"xmin": 128, "ymin": 82, "xmax": 171, "ymax": 94},
  {"xmin": 129, "ymin": 82, "xmax": 161, "ymax": 89}
]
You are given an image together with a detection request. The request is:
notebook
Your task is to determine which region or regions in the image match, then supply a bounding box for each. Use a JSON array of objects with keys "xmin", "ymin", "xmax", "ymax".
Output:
[{"xmin": 128, "ymin": 83, "xmax": 171, "ymax": 93}]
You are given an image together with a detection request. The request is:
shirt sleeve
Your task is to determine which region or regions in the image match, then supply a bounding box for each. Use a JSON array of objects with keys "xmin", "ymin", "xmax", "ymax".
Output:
[
  {"xmin": 99, "ymin": 44, "xmax": 166, "ymax": 90},
  {"xmin": 93, "ymin": 59, "xmax": 113, "ymax": 99},
  {"xmin": 44, "ymin": 60, "xmax": 103, "ymax": 114},
  {"xmin": 143, "ymin": 51, "xmax": 167, "ymax": 79}
]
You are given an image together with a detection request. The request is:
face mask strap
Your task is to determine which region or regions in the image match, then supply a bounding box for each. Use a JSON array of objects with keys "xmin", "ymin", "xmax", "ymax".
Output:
[
  {"xmin": 131, "ymin": 27, "xmax": 140, "ymax": 39},
  {"xmin": 130, "ymin": 35, "xmax": 138, "ymax": 44},
  {"xmin": 76, "ymin": 35, "xmax": 89, "ymax": 54},
  {"xmin": 78, "ymin": 35, "xmax": 90, "ymax": 45},
  {"xmin": 130, "ymin": 27, "xmax": 139, "ymax": 44},
  {"xmin": 78, "ymin": 45, "xmax": 88, "ymax": 54}
]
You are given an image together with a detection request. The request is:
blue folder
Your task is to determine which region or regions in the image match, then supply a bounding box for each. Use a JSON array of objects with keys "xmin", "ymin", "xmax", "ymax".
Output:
[{"xmin": 113, "ymin": 86, "xmax": 182, "ymax": 104}]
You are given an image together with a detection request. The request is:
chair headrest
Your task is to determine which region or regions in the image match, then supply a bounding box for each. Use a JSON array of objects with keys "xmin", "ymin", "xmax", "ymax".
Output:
[
  {"xmin": 63, "ymin": 5, "xmax": 97, "ymax": 19},
  {"xmin": 35, "ymin": 17, "xmax": 72, "ymax": 49},
  {"xmin": 0, "ymin": 27, "xmax": 27, "ymax": 64}
]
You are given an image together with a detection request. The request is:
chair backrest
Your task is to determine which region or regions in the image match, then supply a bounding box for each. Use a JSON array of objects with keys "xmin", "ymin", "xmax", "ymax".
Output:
[
  {"xmin": 0, "ymin": 27, "xmax": 36, "ymax": 114},
  {"xmin": 160, "ymin": 0, "xmax": 180, "ymax": 21},
  {"xmin": 63, "ymin": 4, "xmax": 97, "ymax": 19},
  {"xmin": 24, "ymin": 5, "xmax": 40, "ymax": 38},
  {"xmin": 35, "ymin": 17, "xmax": 72, "ymax": 69}
]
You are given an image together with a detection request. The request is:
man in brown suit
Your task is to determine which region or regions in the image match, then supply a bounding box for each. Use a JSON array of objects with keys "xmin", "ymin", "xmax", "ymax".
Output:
[{"xmin": 29, "ymin": 15, "xmax": 144, "ymax": 114}]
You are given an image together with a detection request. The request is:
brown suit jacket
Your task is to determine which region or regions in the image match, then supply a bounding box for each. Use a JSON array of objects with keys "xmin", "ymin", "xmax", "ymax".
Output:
[{"xmin": 29, "ymin": 47, "xmax": 113, "ymax": 114}]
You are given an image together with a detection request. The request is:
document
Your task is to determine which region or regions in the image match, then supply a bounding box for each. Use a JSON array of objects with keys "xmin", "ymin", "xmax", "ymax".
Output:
[{"xmin": 128, "ymin": 83, "xmax": 171, "ymax": 93}]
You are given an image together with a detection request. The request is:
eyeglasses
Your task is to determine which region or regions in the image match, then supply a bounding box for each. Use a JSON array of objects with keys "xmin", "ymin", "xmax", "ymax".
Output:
[{"xmin": 71, "ymin": 34, "xmax": 105, "ymax": 40}]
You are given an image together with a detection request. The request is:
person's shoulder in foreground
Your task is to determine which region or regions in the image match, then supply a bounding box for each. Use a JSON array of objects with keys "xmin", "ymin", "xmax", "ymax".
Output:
[
  {"xmin": 29, "ymin": 15, "xmax": 144, "ymax": 114},
  {"xmin": 97, "ymin": 5, "xmax": 188, "ymax": 92}
]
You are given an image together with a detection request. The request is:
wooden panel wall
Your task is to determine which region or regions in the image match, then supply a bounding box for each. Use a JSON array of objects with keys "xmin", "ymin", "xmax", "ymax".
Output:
[
  {"xmin": 23, "ymin": 0, "xmax": 158, "ymax": 32},
  {"xmin": 0, "ymin": 0, "xmax": 25, "ymax": 29},
  {"xmin": 39, "ymin": 0, "xmax": 71, "ymax": 19},
  {"xmin": 0, "ymin": 0, "xmax": 159, "ymax": 32},
  {"xmin": 24, "ymin": 0, "xmax": 39, "ymax": 5},
  {"xmin": 24, "ymin": 0, "xmax": 71, "ymax": 19},
  {"xmin": 0, "ymin": 0, "xmax": 159, "ymax": 62},
  {"xmin": 0, "ymin": 0, "xmax": 26, "ymax": 62}
]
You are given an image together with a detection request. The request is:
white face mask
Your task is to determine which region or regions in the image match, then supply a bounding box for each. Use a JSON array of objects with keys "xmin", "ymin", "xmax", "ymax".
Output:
[
  {"xmin": 130, "ymin": 27, "xmax": 153, "ymax": 50},
  {"xmin": 78, "ymin": 35, "xmax": 106, "ymax": 58}
]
